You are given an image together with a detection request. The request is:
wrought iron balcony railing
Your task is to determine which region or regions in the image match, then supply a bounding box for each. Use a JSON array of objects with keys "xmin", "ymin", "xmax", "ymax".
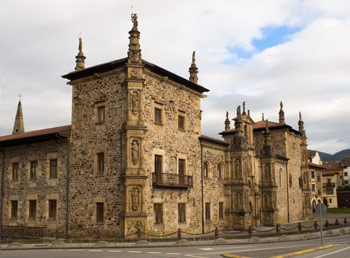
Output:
[{"xmin": 152, "ymin": 173, "xmax": 193, "ymax": 189}]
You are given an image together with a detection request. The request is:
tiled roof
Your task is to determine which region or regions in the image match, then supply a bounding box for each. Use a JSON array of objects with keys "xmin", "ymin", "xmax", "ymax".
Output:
[
  {"xmin": 0, "ymin": 125, "xmax": 71, "ymax": 146},
  {"xmin": 307, "ymin": 150, "xmax": 317, "ymax": 159},
  {"xmin": 199, "ymin": 135, "xmax": 229, "ymax": 146},
  {"xmin": 308, "ymin": 162, "xmax": 326, "ymax": 169},
  {"xmin": 323, "ymin": 161, "xmax": 342, "ymax": 171},
  {"xmin": 342, "ymin": 157, "xmax": 350, "ymax": 166}
]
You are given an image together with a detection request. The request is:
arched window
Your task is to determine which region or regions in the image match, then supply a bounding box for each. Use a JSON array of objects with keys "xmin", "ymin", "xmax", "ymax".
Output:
[
  {"xmin": 203, "ymin": 162, "xmax": 208, "ymax": 178},
  {"xmin": 217, "ymin": 164, "xmax": 222, "ymax": 179}
]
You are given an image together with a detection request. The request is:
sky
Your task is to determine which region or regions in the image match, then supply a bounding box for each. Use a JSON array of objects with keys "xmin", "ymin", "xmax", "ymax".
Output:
[{"xmin": 0, "ymin": 0, "xmax": 349, "ymax": 154}]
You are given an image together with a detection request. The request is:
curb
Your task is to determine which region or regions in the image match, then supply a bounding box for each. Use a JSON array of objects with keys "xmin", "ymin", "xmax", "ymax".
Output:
[{"xmin": 270, "ymin": 245, "xmax": 334, "ymax": 258}]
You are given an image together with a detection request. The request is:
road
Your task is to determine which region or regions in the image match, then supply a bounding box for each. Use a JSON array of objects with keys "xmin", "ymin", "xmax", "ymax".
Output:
[{"xmin": 1, "ymin": 234, "xmax": 350, "ymax": 258}]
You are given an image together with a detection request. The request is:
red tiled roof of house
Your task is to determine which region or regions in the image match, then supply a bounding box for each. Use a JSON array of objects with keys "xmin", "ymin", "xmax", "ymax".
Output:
[
  {"xmin": 199, "ymin": 135, "xmax": 229, "ymax": 146},
  {"xmin": 342, "ymin": 157, "xmax": 350, "ymax": 166},
  {"xmin": 308, "ymin": 162, "xmax": 326, "ymax": 169},
  {"xmin": 0, "ymin": 125, "xmax": 71, "ymax": 143},
  {"xmin": 323, "ymin": 161, "xmax": 342, "ymax": 171},
  {"xmin": 307, "ymin": 150, "xmax": 317, "ymax": 159}
]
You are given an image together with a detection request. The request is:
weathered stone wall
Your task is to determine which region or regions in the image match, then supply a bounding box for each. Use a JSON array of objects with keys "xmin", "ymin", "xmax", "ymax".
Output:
[
  {"xmin": 68, "ymin": 69, "xmax": 126, "ymax": 238},
  {"xmin": 141, "ymin": 70, "xmax": 204, "ymax": 235},
  {"xmin": 0, "ymin": 139, "xmax": 68, "ymax": 236}
]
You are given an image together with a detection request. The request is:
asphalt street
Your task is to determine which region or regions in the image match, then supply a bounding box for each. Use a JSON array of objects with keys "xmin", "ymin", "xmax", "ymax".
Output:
[{"xmin": 1, "ymin": 234, "xmax": 350, "ymax": 258}]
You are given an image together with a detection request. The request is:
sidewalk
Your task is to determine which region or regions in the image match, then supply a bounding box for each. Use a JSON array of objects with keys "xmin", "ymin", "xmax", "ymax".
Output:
[{"xmin": 1, "ymin": 226, "xmax": 350, "ymax": 250}]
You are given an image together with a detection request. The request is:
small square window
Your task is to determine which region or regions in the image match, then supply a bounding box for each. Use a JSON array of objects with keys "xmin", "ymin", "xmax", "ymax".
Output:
[
  {"xmin": 30, "ymin": 161, "xmax": 38, "ymax": 180},
  {"xmin": 97, "ymin": 153, "xmax": 104, "ymax": 175},
  {"xmin": 178, "ymin": 115, "xmax": 185, "ymax": 130},
  {"xmin": 49, "ymin": 200, "xmax": 57, "ymax": 220},
  {"xmin": 29, "ymin": 200, "xmax": 36, "ymax": 220},
  {"xmin": 154, "ymin": 203, "xmax": 163, "ymax": 224},
  {"xmin": 49, "ymin": 159, "xmax": 58, "ymax": 179},
  {"xmin": 12, "ymin": 163, "xmax": 19, "ymax": 181},
  {"xmin": 154, "ymin": 108, "xmax": 162, "ymax": 124},
  {"xmin": 96, "ymin": 202, "xmax": 104, "ymax": 223},
  {"xmin": 97, "ymin": 106, "xmax": 105, "ymax": 123},
  {"xmin": 178, "ymin": 203, "xmax": 186, "ymax": 223},
  {"xmin": 11, "ymin": 200, "xmax": 18, "ymax": 219}
]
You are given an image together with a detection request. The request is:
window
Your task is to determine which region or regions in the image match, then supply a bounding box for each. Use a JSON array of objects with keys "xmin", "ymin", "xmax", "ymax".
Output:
[
  {"xmin": 97, "ymin": 106, "xmax": 105, "ymax": 123},
  {"xmin": 205, "ymin": 203, "xmax": 210, "ymax": 220},
  {"xmin": 49, "ymin": 159, "xmax": 57, "ymax": 179},
  {"xmin": 97, "ymin": 153, "xmax": 104, "ymax": 175},
  {"xmin": 289, "ymin": 174, "xmax": 292, "ymax": 187},
  {"xmin": 178, "ymin": 203, "xmax": 186, "ymax": 223},
  {"xmin": 317, "ymin": 175, "xmax": 321, "ymax": 182},
  {"xmin": 178, "ymin": 115, "xmax": 185, "ymax": 130},
  {"xmin": 11, "ymin": 200, "xmax": 18, "ymax": 219},
  {"xmin": 30, "ymin": 161, "xmax": 38, "ymax": 180},
  {"xmin": 154, "ymin": 108, "xmax": 162, "ymax": 124},
  {"xmin": 345, "ymin": 172, "xmax": 348, "ymax": 177},
  {"xmin": 318, "ymin": 189, "xmax": 321, "ymax": 195},
  {"xmin": 326, "ymin": 188, "xmax": 334, "ymax": 195},
  {"xmin": 312, "ymin": 184, "xmax": 315, "ymax": 192},
  {"xmin": 12, "ymin": 163, "xmax": 19, "ymax": 181},
  {"xmin": 178, "ymin": 159, "xmax": 185, "ymax": 176},
  {"xmin": 203, "ymin": 162, "xmax": 208, "ymax": 178},
  {"xmin": 29, "ymin": 200, "xmax": 36, "ymax": 220},
  {"xmin": 217, "ymin": 164, "xmax": 222, "ymax": 179},
  {"xmin": 311, "ymin": 171, "xmax": 315, "ymax": 178},
  {"xmin": 96, "ymin": 202, "xmax": 104, "ymax": 223},
  {"xmin": 155, "ymin": 155, "xmax": 162, "ymax": 176},
  {"xmin": 154, "ymin": 203, "xmax": 163, "ymax": 224},
  {"xmin": 49, "ymin": 200, "xmax": 57, "ymax": 220},
  {"xmin": 219, "ymin": 202, "xmax": 224, "ymax": 220},
  {"xmin": 329, "ymin": 198, "xmax": 332, "ymax": 203}
]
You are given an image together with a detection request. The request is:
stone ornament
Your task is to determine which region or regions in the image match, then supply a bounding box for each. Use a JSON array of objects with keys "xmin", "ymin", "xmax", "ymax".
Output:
[
  {"xmin": 131, "ymin": 187, "xmax": 140, "ymax": 211},
  {"xmin": 235, "ymin": 159, "xmax": 241, "ymax": 178},
  {"xmin": 130, "ymin": 91, "xmax": 139, "ymax": 115},
  {"xmin": 131, "ymin": 139, "xmax": 140, "ymax": 166}
]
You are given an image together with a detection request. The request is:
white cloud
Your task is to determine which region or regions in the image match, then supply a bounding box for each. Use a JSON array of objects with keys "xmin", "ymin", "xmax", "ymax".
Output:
[{"xmin": 0, "ymin": 0, "xmax": 349, "ymax": 154}]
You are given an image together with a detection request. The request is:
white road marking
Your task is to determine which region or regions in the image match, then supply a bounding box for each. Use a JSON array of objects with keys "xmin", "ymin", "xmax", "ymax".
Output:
[
  {"xmin": 199, "ymin": 248, "xmax": 214, "ymax": 250},
  {"xmin": 68, "ymin": 249, "xmax": 84, "ymax": 251},
  {"xmin": 166, "ymin": 253, "xmax": 181, "ymax": 255},
  {"xmin": 128, "ymin": 250, "xmax": 142, "ymax": 253},
  {"xmin": 184, "ymin": 255, "xmax": 207, "ymax": 258},
  {"xmin": 108, "ymin": 250, "xmax": 122, "ymax": 252},
  {"xmin": 313, "ymin": 246, "xmax": 350, "ymax": 258},
  {"xmin": 88, "ymin": 249, "xmax": 103, "ymax": 252}
]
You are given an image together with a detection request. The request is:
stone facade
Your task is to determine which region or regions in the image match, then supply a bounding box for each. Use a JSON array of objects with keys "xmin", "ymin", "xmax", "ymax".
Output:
[{"xmin": 0, "ymin": 14, "xmax": 313, "ymax": 238}]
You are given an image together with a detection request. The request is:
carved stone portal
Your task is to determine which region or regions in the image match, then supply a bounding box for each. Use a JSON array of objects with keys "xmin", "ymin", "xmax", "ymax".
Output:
[
  {"xmin": 131, "ymin": 139, "xmax": 140, "ymax": 166},
  {"xmin": 131, "ymin": 187, "xmax": 140, "ymax": 211}
]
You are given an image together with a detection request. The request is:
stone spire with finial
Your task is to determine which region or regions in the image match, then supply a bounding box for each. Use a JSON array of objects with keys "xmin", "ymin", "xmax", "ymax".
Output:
[
  {"xmin": 279, "ymin": 101, "xmax": 285, "ymax": 124},
  {"xmin": 12, "ymin": 98, "xmax": 24, "ymax": 134},
  {"xmin": 75, "ymin": 37, "xmax": 86, "ymax": 71},
  {"xmin": 262, "ymin": 113, "xmax": 265, "ymax": 121},
  {"xmin": 298, "ymin": 111, "xmax": 305, "ymax": 134},
  {"xmin": 127, "ymin": 13, "xmax": 142, "ymax": 64},
  {"xmin": 263, "ymin": 119, "xmax": 272, "ymax": 155},
  {"xmin": 242, "ymin": 101, "xmax": 246, "ymax": 115},
  {"xmin": 189, "ymin": 51, "xmax": 198, "ymax": 84},
  {"xmin": 225, "ymin": 111, "xmax": 230, "ymax": 131}
]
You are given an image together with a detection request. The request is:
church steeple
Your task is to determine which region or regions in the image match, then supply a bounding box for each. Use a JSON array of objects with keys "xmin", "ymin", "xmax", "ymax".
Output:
[
  {"xmin": 224, "ymin": 111, "xmax": 230, "ymax": 131},
  {"xmin": 12, "ymin": 100, "xmax": 24, "ymax": 134},
  {"xmin": 189, "ymin": 51, "xmax": 198, "ymax": 84},
  {"xmin": 279, "ymin": 101, "xmax": 285, "ymax": 124},
  {"xmin": 298, "ymin": 112, "xmax": 305, "ymax": 134},
  {"xmin": 75, "ymin": 37, "xmax": 86, "ymax": 71},
  {"xmin": 127, "ymin": 13, "xmax": 142, "ymax": 64}
]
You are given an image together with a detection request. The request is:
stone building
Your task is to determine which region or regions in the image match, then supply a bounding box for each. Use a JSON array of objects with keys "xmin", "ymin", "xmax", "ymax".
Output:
[{"xmin": 0, "ymin": 14, "xmax": 312, "ymax": 238}]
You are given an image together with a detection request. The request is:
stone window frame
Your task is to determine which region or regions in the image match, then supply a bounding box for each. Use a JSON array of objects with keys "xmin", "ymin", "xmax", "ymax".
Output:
[
  {"xmin": 177, "ymin": 153, "xmax": 188, "ymax": 176},
  {"xmin": 312, "ymin": 184, "xmax": 316, "ymax": 192},
  {"xmin": 12, "ymin": 162, "xmax": 19, "ymax": 182},
  {"xmin": 178, "ymin": 203, "xmax": 186, "ymax": 223},
  {"xmin": 154, "ymin": 203, "xmax": 163, "ymax": 224},
  {"xmin": 153, "ymin": 102, "xmax": 164, "ymax": 126},
  {"xmin": 94, "ymin": 150, "xmax": 106, "ymax": 176},
  {"xmin": 177, "ymin": 110, "xmax": 186, "ymax": 131},
  {"xmin": 203, "ymin": 161, "xmax": 209, "ymax": 178},
  {"xmin": 97, "ymin": 152, "xmax": 105, "ymax": 175},
  {"xmin": 217, "ymin": 162, "xmax": 224, "ymax": 180},
  {"xmin": 94, "ymin": 100, "xmax": 106, "ymax": 125},
  {"xmin": 205, "ymin": 202, "xmax": 210, "ymax": 221},
  {"xmin": 49, "ymin": 159, "xmax": 58, "ymax": 179},
  {"xmin": 10, "ymin": 200, "xmax": 18, "ymax": 220},
  {"xmin": 28, "ymin": 199, "xmax": 37, "ymax": 220},
  {"xmin": 96, "ymin": 202, "xmax": 104, "ymax": 224},
  {"xmin": 311, "ymin": 170, "xmax": 315, "ymax": 179},
  {"xmin": 219, "ymin": 202, "xmax": 224, "ymax": 220},
  {"xmin": 48, "ymin": 199, "xmax": 57, "ymax": 221},
  {"xmin": 29, "ymin": 160, "xmax": 38, "ymax": 180}
]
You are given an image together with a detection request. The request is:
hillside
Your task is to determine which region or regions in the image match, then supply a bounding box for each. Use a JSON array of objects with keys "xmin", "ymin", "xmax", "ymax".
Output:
[{"xmin": 319, "ymin": 149, "xmax": 350, "ymax": 162}]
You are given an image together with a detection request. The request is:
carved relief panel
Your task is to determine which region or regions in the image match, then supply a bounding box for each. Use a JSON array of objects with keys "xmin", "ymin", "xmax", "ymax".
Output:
[
  {"xmin": 130, "ymin": 138, "xmax": 140, "ymax": 167},
  {"xmin": 128, "ymin": 186, "xmax": 142, "ymax": 213}
]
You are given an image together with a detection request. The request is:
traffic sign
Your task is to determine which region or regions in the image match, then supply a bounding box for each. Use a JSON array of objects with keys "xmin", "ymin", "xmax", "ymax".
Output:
[{"xmin": 315, "ymin": 203, "xmax": 327, "ymax": 215}]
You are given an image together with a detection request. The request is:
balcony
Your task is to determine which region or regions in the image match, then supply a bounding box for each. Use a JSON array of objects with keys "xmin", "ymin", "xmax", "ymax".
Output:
[
  {"xmin": 152, "ymin": 173, "xmax": 193, "ymax": 189},
  {"xmin": 323, "ymin": 182, "xmax": 335, "ymax": 188}
]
